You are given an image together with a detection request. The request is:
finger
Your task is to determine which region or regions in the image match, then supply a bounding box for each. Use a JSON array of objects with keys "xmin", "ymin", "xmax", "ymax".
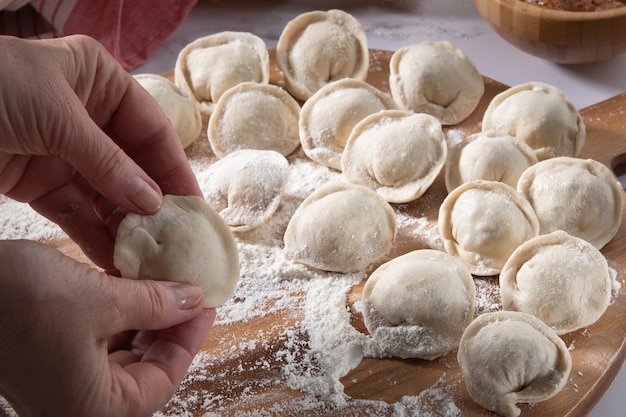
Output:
[
  {"xmin": 108, "ymin": 330, "xmax": 158, "ymax": 367},
  {"xmin": 29, "ymin": 177, "xmax": 116, "ymax": 270},
  {"xmin": 98, "ymin": 277, "xmax": 206, "ymax": 338},
  {"xmin": 52, "ymin": 96, "xmax": 165, "ymax": 215},
  {"xmin": 106, "ymin": 79, "xmax": 203, "ymax": 199},
  {"xmin": 1, "ymin": 155, "xmax": 74, "ymax": 203},
  {"xmin": 109, "ymin": 308, "xmax": 214, "ymax": 368},
  {"xmin": 62, "ymin": 36, "xmax": 202, "ymax": 201},
  {"xmin": 108, "ymin": 310, "xmax": 214, "ymax": 415}
]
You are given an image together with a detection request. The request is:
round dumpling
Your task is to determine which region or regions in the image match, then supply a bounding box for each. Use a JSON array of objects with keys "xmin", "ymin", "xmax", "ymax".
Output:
[
  {"xmin": 276, "ymin": 9, "xmax": 369, "ymax": 101},
  {"xmin": 341, "ymin": 110, "xmax": 447, "ymax": 203},
  {"xmin": 500, "ymin": 230, "xmax": 612, "ymax": 334},
  {"xmin": 134, "ymin": 74, "xmax": 202, "ymax": 149},
  {"xmin": 113, "ymin": 195, "xmax": 240, "ymax": 308},
  {"xmin": 389, "ymin": 41, "xmax": 484, "ymax": 125},
  {"xmin": 207, "ymin": 82, "xmax": 301, "ymax": 158},
  {"xmin": 362, "ymin": 249, "xmax": 475, "ymax": 360},
  {"xmin": 481, "ymin": 81, "xmax": 585, "ymax": 160},
  {"xmin": 517, "ymin": 156, "xmax": 623, "ymax": 249},
  {"xmin": 438, "ymin": 180, "xmax": 540, "ymax": 276},
  {"xmin": 283, "ymin": 182, "xmax": 396, "ymax": 273},
  {"xmin": 445, "ymin": 131, "xmax": 537, "ymax": 192},
  {"xmin": 199, "ymin": 150, "xmax": 289, "ymax": 232},
  {"xmin": 458, "ymin": 311, "xmax": 572, "ymax": 417},
  {"xmin": 299, "ymin": 78, "xmax": 396, "ymax": 170},
  {"xmin": 174, "ymin": 31, "xmax": 270, "ymax": 114}
]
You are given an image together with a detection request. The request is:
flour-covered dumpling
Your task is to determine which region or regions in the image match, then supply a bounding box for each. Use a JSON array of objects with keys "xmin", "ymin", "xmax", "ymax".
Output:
[
  {"xmin": 389, "ymin": 41, "xmax": 484, "ymax": 125},
  {"xmin": 113, "ymin": 195, "xmax": 240, "ymax": 308},
  {"xmin": 341, "ymin": 110, "xmax": 446, "ymax": 203},
  {"xmin": 445, "ymin": 131, "xmax": 537, "ymax": 192},
  {"xmin": 500, "ymin": 231, "xmax": 612, "ymax": 335},
  {"xmin": 283, "ymin": 182, "xmax": 396, "ymax": 273},
  {"xmin": 276, "ymin": 9, "xmax": 369, "ymax": 101},
  {"xmin": 174, "ymin": 31, "xmax": 270, "ymax": 114},
  {"xmin": 439, "ymin": 180, "xmax": 540, "ymax": 276},
  {"xmin": 299, "ymin": 79, "xmax": 396, "ymax": 170},
  {"xmin": 199, "ymin": 150, "xmax": 289, "ymax": 232},
  {"xmin": 362, "ymin": 249, "xmax": 475, "ymax": 360},
  {"xmin": 482, "ymin": 82, "xmax": 585, "ymax": 160},
  {"xmin": 458, "ymin": 311, "xmax": 572, "ymax": 417},
  {"xmin": 517, "ymin": 156, "xmax": 623, "ymax": 249},
  {"xmin": 134, "ymin": 74, "xmax": 202, "ymax": 149},
  {"xmin": 208, "ymin": 82, "xmax": 301, "ymax": 158}
]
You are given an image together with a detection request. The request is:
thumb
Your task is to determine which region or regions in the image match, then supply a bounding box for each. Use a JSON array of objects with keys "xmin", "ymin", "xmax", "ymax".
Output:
[
  {"xmin": 57, "ymin": 107, "xmax": 164, "ymax": 214},
  {"xmin": 99, "ymin": 277, "xmax": 207, "ymax": 336}
]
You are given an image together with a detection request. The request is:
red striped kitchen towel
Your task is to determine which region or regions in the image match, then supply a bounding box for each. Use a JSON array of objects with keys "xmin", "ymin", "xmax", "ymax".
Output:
[{"xmin": 0, "ymin": 0, "xmax": 197, "ymax": 69}]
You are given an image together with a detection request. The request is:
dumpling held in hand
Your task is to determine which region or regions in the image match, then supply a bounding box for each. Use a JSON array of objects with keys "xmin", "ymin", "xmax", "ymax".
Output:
[{"xmin": 113, "ymin": 194, "xmax": 240, "ymax": 308}]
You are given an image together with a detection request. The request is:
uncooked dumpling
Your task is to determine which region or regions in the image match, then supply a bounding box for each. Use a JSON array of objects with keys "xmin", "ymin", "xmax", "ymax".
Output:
[
  {"xmin": 517, "ymin": 156, "xmax": 623, "ymax": 249},
  {"xmin": 481, "ymin": 82, "xmax": 585, "ymax": 160},
  {"xmin": 299, "ymin": 78, "xmax": 396, "ymax": 170},
  {"xmin": 283, "ymin": 182, "xmax": 396, "ymax": 273},
  {"xmin": 389, "ymin": 41, "xmax": 484, "ymax": 125},
  {"xmin": 438, "ymin": 180, "xmax": 540, "ymax": 276},
  {"xmin": 134, "ymin": 74, "xmax": 202, "ymax": 149},
  {"xmin": 174, "ymin": 31, "xmax": 270, "ymax": 114},
  {"xmin": 500, "ymin": 230, "xmax": 612, "ymax": 335},
  {"xmin": 199, "ymin": 149, "xmax": 289, "ymax": 232},
  {"xmin": 341, "ymin": 110, "xmax": 447, "ymax": 203},
  {"xmin": 362, "ymin": 249, "xmax": 475, "ymax": 360},
  {"xmin": 457, "ymin": 311, "xmax": 572, "ymax": 417},
  {"xmin": 276, "ymin": 9, "xmax": 369, "ymax": 101},
  {"xmin": 445, "ymin": 131, "xmax": 537, "ymax": 192},
  {"xmin": 113, "ymin": 195, "xmax": 240, "ymax": 308},
  {"xmin": 207, "ymin": 82, "xmax": 301, "ymax": 158}
]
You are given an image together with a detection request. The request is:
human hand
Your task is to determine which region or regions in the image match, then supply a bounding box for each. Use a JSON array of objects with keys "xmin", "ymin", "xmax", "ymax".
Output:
[
  {"xmin": 0, "ymin": 240, "xmax": 214, "ymax": 417},
  {"xmin": 0, "ymin": 35, "xmax": 202, "ymax": 271}
]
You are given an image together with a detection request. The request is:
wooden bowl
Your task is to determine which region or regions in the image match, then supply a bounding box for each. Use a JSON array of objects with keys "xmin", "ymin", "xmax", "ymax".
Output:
[{"xmin": 474, "ymin": 0, "xmax": 626, "ymax": 64}]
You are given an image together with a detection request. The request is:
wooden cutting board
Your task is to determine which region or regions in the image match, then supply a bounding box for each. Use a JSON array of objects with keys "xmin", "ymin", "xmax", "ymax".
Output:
[
  {"xmin": 149, "ymin": 50, "xmax": 626, "ymax": 416},
  {"xmin": 31, "ymin": 50, "xmax": 624, "ymax": 417}
]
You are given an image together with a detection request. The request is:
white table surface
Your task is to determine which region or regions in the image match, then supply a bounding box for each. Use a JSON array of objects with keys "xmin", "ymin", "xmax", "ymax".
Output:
[{"xmin": 132, "ymin": 1, "xmax": 626, "ymax": 416}]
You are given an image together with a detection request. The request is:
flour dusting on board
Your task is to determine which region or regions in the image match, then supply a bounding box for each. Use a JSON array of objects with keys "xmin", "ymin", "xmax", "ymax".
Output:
[
  {"xmin": 1, "ymin": 54, "xmax": 625, "ymax": 417},
  {"xmin": 147, "ymin": 138, "xmax": 490, "ymax": 416},
  {"xmin": 0, "ymin": 114, "xmax": 622, "ymax": 416}
]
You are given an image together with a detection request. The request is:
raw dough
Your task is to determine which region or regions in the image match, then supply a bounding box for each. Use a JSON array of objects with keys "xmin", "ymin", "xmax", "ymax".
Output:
[
  {"xmin": 113, "ymin": 195, "xmax": 240, "ymax": 308},
  {"xmin": 174, "ymin": 31, "xmax": 270, "ymax": 114},
  {"xmin": 457, "ymin": 311, "xmax": 572, "ymax": 417},
  {"xmin": 341, "ymin": 110, "xmax": 447, "ymax": 203},
  {"xmin": 500, "ymin": 230, "xmax": 612, "ymax": 334},
  {"xmin": 444, "ymin": 131, "xmax": 537, "ymax": 192},
  {"xmin": 134, "ymin": 74, "xmax": 202, "ymax": 149},
  {"xmin": 362, "ymin": 249, "xmax": 476, "ymax": 360},
  {"xmin": 199, "ymin": 149, "xmax": 289, "ymax": 232},
  {"xmin": 299, "ymin": 78, "xmax": 396, "ymax": 170},
  {"xmin": 276, "ymin": 9, "xmax": 369, "ymax": 101},
  {"xmin": 517, "ymin": 156, "xmax": 623, "ymax": 249},
  {"xmin": 283, "ymin": 182, "xmax": 396, "ymax": 273},
  {"xmin": 389, "ymin": 41, "xmax": 484, "ymax": 125},
  {"xmin": 207, "ymin": 82, "xmax": 301, "ymax": 158},
  {"xmin": 438, "ymin": 180, "xmax": 540, "ymax": 276},
  {"xmin": 481, "ymin": 81, "xmax": 585, "ymax": 160}
]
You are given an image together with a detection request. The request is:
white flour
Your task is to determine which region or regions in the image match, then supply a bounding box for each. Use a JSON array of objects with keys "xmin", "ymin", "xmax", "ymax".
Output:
[
  {"xmin": 0, "ymin": 197, "xmax": 63, "ymax": 241},
  {"xmin": 2, "ymin": 131, "xmax": 621, "ymax": 416},
  {"xmin": 149, "ymin": 142, "xmax": 485, "ymax": 416}
]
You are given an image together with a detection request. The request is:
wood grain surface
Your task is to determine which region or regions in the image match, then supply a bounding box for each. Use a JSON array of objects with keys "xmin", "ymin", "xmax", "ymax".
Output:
[{"xmin": 473, "ymin": 0, "xmax": 626, "ymax": 64}]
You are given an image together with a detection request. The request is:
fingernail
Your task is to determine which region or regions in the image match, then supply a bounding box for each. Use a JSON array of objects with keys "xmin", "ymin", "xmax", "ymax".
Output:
[
  {"xmin": 125, "ymin": 176, "xmax": 162, "ymax": 213},
  {"xmin": 171, "ymin": 284, "xmax": 204, "ymax": 310}
]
